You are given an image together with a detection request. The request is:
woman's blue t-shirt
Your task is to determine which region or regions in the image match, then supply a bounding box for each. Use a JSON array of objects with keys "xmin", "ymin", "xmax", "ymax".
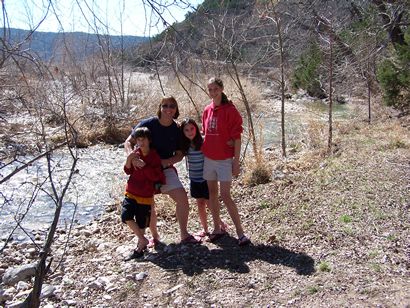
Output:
[{"xmin": 133, "ymin": 117, "xmax": 181, "ymax": 159}]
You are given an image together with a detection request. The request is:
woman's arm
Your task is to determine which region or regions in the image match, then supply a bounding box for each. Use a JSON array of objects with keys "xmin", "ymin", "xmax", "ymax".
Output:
[
  {"xmin": 161, "ymin": 150, "xmax": 184, "ymax": 168},
  {"xmin": 124, "ymin": 134, "xmax": 136, "ymax": 155}
]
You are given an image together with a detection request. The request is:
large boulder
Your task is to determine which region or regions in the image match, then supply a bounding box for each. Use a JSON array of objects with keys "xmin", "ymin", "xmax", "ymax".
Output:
[{"xmin": 2, "ymin": 263, "xmax": 37, "ymax": 285}]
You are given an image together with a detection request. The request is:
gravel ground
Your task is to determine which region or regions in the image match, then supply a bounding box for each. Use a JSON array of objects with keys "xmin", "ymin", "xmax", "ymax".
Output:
[{"xmin": 1, "ymin": 115, "xmax": 409, "ymax": 307}]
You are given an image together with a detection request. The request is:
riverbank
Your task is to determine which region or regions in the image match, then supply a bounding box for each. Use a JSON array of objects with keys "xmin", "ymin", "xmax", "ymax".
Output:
[{"xmin": 1, "ymin": 114, "xmax": 409, "ymax": 307}]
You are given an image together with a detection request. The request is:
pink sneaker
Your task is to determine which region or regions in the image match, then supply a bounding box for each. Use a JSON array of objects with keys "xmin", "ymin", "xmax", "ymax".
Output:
[{"xmin": 147, "ymin": 238, "xmax": 161, "ymax": 248}]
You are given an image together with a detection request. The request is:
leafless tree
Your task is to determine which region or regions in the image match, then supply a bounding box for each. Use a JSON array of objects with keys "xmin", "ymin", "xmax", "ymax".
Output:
[{"xmin": 259, "ymin": 0, "xmax": 288, "ymax": 157}]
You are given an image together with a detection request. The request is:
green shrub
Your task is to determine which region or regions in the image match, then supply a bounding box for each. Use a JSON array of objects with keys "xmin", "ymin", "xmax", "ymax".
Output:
[{"xmin": 292, "ymin": 42, "xmax": 326, "ymax": 98}]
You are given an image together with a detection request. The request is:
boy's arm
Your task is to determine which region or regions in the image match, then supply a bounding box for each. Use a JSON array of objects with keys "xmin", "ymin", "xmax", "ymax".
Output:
[
  {"xmin": 232, "ymin": 137, "xmax": 241, "ymax": 177},
  {"xmin": 141, "ymin": 155, "xmax": 165, "ymax": 182},
  {"xmin": 124, "ymin": 152, "xmax": 137, "ymax": 174}
]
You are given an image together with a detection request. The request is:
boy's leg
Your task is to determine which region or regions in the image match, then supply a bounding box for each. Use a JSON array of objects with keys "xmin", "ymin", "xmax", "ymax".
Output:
[
  {"xmin": 125, "ymin": 220, "xmax": 149, "ymax": 251},
  {"xmin": 220, "ymin": 181, "xmax": 244, "ymax": 238}
]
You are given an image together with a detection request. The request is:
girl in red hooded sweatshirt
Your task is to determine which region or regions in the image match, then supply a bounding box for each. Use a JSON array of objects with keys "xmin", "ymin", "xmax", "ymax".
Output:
[{"xmin": 201, "ymin": 77, "xmax": 251, "ymax": 246}]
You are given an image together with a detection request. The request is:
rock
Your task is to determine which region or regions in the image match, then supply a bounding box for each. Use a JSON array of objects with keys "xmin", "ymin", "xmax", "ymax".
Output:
[
  {"xmin": 0, "ymin": 288, "xmax": 11, "ymax": 303},
  {"xmin": 16, "ymin": 289, "xmax": 32, "ymax": 298},
  {"xmin": 163, "ymin": 284, "xmax": 183, "ymax": 295},
  {"xmin": 88, "ymin": 280, "xmax": 103, "ymax": 290},
  {"xmin": 272, "ymin": 170, "xmax": 285, "ymax": 180},
  {"xmin": 80, "ymin": 229, "xmax": 93, "ymax": 237},
  {"xmin": 135, "ymin": 272, "xmax": 148, "ymax": 281},
  {"xmin": 62, "ymin": 299, "xmax": 77, "ymax": 306},
  {"xmin": 6, "ymin": 300, "xmax": 25, "ymax": 308},
  {"xmin": 40, "ymin": 285, "xmax": 56, "ymax": 299},
  {"xmin": 62, "ymin": 277, "xmax": 75, "ymax": 286},
  {"xmin": 3, "ymin": 263, "xmax": 37, "ymax": 285},
  {"xmin": 16, "ymin": 281, "xmax": 30, "ymax": 291}
]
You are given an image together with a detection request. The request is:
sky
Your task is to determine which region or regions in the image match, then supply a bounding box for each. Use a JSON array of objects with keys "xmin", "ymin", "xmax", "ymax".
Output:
[{"xmin": 3, "ymin": 0, "xmax": 204, "ymax": 37}]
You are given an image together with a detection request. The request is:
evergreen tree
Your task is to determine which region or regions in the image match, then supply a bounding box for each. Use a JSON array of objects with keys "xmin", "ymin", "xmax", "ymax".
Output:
[{"xmin": 377, "ymin": 27, "xmax": 410, "ymax": 111}]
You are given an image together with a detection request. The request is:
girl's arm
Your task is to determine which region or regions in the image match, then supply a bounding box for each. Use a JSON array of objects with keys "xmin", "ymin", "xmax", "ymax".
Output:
[{"xmin": 232, "ymin": 137, "xmax": 241, "ymax": 177}]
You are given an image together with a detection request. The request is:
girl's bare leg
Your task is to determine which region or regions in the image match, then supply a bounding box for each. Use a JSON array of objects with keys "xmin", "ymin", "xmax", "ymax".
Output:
[
  {"xmin": 220, "ymin": 181, "xmax": 244, "ymax": 238},
  {"xmin": 207, "ymin": 180, "xmax": 222, "ymax": 234},
  {"xmin": 197, "ymin": 198, "xmax": 208, "ymax": 233}
]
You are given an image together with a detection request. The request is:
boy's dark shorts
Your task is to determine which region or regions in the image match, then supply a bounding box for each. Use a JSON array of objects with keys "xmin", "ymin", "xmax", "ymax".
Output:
[
  {"xmin": 121, "ymin": 197, "xmax": 151, "ymax": 228},
  {"xmin": 190, "ymin": 180, "xmax": 209, "ymax": 199}
]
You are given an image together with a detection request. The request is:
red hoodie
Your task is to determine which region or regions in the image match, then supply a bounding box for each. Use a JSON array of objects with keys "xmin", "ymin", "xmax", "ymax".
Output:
[
  {"xmin": 201, "ymin": 101, "xmax": 243, "ymax": 160},
  {"xmin": 124, "ymin": 148, "xmax": 165, "ymax": 198}
]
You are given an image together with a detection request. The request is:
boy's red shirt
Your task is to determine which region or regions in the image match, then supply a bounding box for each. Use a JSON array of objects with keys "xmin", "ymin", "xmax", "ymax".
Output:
[
  {"xmin": 124, "ymin": 148, "xmax": 165, "ymax": 198},
  {"xmin": 201, "ymin": 101, "xmax": 243, "ymax": 160}
]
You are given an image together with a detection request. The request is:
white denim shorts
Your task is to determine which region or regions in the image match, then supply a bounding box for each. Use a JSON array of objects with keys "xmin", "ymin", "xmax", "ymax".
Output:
[
  {"xmin": 160, "ymin": 167, "xmax": 184, "ymax": 193},
  {"xmin": 203, "ymin": 157, "xmax": 233, "ymax": 182}
]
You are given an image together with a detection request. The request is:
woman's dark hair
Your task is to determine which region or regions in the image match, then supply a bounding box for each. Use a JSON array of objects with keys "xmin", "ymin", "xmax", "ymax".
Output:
[
  {"xmin": 208, "ymin": 77, "xmax": 229, "ymax": 105},
  {"xmin": 180, "ymin": 118, "xmax": 203, "ymax": 154},
  {"xmin": 156, "ymin": 96, "xmax": 180, "ymax": 119}
]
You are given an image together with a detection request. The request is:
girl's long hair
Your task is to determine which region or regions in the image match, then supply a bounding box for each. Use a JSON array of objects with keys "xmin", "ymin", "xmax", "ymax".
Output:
[
  {"xmin": 208, "ymin": 77, "xmax": 229, "ymax": 105},
  {"xmin": 180, "ymin": 118, "xmax": 203, "ymax": 154}
]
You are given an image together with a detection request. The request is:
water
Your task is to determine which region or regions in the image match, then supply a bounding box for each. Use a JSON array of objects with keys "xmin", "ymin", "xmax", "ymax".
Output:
[
  {"xmin": 0, "ymin": 144, "xmax": 126, "ymax": 241},
  {"xmin": 248, "ymin": 101, "xmax": 353, "ymax": 147}
]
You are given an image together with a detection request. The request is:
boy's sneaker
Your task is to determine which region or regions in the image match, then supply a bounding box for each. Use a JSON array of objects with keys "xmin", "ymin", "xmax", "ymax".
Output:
[{"xmin": 124, "ymin": 249, "xmax": 144, "ymax": 261}]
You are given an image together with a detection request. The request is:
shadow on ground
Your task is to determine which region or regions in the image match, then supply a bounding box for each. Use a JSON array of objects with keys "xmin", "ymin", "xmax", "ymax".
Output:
[{"xmin": 141, "ymin": 235, "xmax": 315, "ymax": 276}]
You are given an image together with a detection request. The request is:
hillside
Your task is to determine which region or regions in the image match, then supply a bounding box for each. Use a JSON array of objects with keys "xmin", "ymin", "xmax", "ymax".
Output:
[{"xmin": 0, "ymin": 28, "xmax": 147, "ymax": 61}]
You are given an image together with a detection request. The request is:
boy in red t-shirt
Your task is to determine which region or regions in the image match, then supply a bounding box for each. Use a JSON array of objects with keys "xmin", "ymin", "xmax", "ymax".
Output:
[{"xmin": 121, "ymin": 127, "xmax": 165, "ymax": 260}]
